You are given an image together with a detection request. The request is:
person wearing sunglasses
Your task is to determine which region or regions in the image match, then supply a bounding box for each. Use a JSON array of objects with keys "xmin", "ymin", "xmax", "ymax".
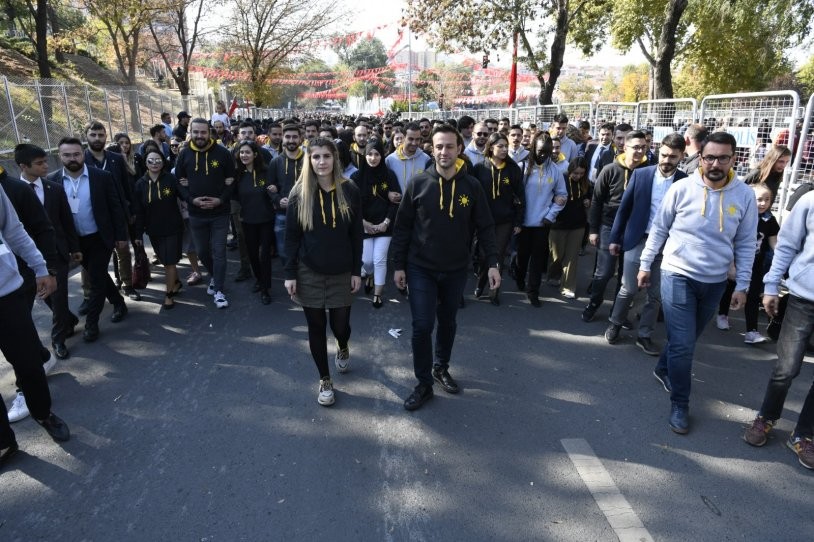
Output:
[
  {"xmin": 464, "ymin": 122, "xmax": 489, "ymax": 167},
  {"xmin": 638, "ymin": 131, "xmax": 758, "ymax": 435},
  {"xmin": 132, "ymin": 151, "xmax": 184, "ymax": 309}
]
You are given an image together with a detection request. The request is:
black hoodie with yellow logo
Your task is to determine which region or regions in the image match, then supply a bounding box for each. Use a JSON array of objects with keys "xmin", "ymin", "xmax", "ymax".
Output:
[
  {"xmin": 588, "ymin": 153, "xmax": 649, "ymax": 234},
  {"xmin": 175, "ymin": 140, "xmax": 236, "ymax": 217},
  {"xmin": 390, "ymin": 159, "xmax": 498, "ymax": 272}
]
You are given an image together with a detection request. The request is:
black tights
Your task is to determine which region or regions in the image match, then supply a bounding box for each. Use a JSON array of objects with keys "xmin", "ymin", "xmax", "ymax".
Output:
[{"xmin": 302, "ymin": 306, "xmax": 352, "ymax": 378}]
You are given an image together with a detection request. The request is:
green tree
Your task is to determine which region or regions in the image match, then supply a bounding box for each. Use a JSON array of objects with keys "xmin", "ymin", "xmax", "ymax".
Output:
[
  {"xmin": 555, "ymin": 75, "xmax": 597, "ymax": 103},
  {"xmin": 340, "ymin": 38, "xmax": 394, "ymax": 98},
  {"xmin": 414, "ymin": 63, "xmax": 472, "ymax": 109},
  {"xmin": 404, "ymin": 0, "xmax": 611, "ymax": 105},
  {"xmin": 612, "ymin": 0, "xmax": 814, "ymax": 98},
  {"xmin": 798, "ymin": 55, "xmax": 814, "ymax": 97}
]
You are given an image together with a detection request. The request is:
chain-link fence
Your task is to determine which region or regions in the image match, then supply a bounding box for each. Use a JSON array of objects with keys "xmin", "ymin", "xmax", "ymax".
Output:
[
  {"xmin": 700, "ymin": 91, "xmax": 800, "ymax": 213},
  {"xmin": 594, "ymin": 102, "xmax": 638, "ymax": 128},
  {"xmin": 0, "ymin": 75, "xmax": 216, "ymax": 158}
]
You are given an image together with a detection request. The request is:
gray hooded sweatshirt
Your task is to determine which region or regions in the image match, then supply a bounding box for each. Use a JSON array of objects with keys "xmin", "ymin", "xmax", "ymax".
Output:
[{"xmin": 640, "ymin": 170, "xmax": 758, "ymax": 292}]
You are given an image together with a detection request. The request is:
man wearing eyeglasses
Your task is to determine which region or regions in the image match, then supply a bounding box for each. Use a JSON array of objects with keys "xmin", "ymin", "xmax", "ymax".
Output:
[
  {"xmin": 638, "ymin": 131, "xmax": 758, "ymax": 435},
  {"xmin": 605, "ymin": 133, "xmax": 688, "ymax": 355},
  {"xmin": 464, "ymin": 122, "xmax": 489, "ymax": 167},
  {"xmin": 582, "ymin": 130, "xmax": 650, "ymax": 323}
]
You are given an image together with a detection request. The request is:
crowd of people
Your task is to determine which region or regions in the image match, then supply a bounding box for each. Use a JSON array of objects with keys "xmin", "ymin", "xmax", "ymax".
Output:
[{"xmin": 1, "ymin": 104, "xmax": 813, "ymax": 474}]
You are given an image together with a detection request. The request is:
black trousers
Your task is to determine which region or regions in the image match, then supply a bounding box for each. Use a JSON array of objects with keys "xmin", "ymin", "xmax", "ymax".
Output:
[
  {"xmin": 79, "ymin": 233, "xmax": 124, "ymax": 328},
  {"xmin": 44, "ymin": 260, "xmax": 78, "ymax": 343},
  {"xmin": 0, "ymin": 287, "xmax": 53, "ymax": 448},
  {"xmin": 242, "ymin": 220, "xmax": 274, "ymax": 290},
  {"xmin": 515, "ymin": 226, "xmax": 551, "ymax": 294}
]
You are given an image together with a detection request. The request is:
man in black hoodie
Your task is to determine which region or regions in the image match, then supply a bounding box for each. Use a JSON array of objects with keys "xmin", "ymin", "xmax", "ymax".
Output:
[{"xmin": 390, "ymin": 125, "xmax": 500, "ymax": 411}]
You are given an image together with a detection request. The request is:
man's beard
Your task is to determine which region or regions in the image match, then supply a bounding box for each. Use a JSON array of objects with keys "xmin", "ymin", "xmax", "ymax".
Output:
[{"xmin": 88, "ymin": 141, "xmax": 105, "ymax": 151}]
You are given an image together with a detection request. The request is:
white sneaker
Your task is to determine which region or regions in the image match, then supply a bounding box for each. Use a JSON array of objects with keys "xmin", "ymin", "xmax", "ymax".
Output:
[
  {"xmin": 318, "ymin": 377, "xmax": 335, "ymax": 406},
  {"xmin": 7, "ymin": 392, "xmax": 29, "ymax": 423},
  {"xmin": 744, "ymin": 331, "xmax": 769, "ymax": 344},
  {"xmin": 716, "ymin": 315, "xmax": 730, "ymax": 330},
  {"xmin": 42, "ymin": 356, "xmax": 57, "ymax": 376},
  {"xmin": 335, "ymin": 343, "xmax": 350, "ymax": 373},
  {"xmin": 206, "ymin": 279, "xmax": 216, "ymax": 296},
  {"xmin": 561, "ymin": 289, "xmax": 576, "ymax": 299},
  {"xmin": 213, "ymin": 291, "xmax": 229, "ymax": 309}
]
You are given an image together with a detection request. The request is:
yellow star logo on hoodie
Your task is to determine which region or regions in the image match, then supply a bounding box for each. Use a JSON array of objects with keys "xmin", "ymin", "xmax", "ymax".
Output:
[
  {"xmin": 161, "ymin": 187, "xmax": 172, "ymax": 197},
  {"xmin": 210, "ymin": 160, "xmax": 220, "ymax": 169},
  {"xmin": 728, "ymin": 204, "xmax": 737, "ymax": 216},
  {"xmin": 458, "ymin": 194, "xmax": 470, "ymax": 207}
]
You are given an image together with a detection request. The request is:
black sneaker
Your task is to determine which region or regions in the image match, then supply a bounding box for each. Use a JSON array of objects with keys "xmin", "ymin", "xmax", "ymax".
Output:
[
  {"xmin": 527, "ymin": 292, "xmax": 541, "ymax": 307},
  {"xmin": 404, "ymin": 384, "xmax": 434, "ymax": 411},
  {"xmin": 604, "ymin": 323, "xmax": 621, "ymax": 344},
  {"xmin": 621, "ymin": 319, "xmax": 633, "ymax": 330},
  {"xmin": 582, "ymin": 304, "xmax": 598, "ymax": 322},
  {"xmin": 636, "ymin": 337, "xmax": 660, "ymax": 356},
  {"xmin": 77, "ymin": 299, "xmax": 90, "ymax": 316}
]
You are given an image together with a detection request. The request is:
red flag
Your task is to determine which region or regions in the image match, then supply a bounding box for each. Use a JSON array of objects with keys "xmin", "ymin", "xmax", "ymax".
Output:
[
  {"xmin": 228, "ymin": 98, "xmax": 239, "ymax": 118},
  {"xmin": 508, "ymin": 31, "xmax": 518, "ymax": 107}
]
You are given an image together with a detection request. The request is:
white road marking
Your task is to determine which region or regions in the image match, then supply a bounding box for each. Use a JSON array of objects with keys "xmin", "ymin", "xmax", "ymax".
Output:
[{"xmin": 561, "ymin": 438, "xmax": 654, "ymax": 542}]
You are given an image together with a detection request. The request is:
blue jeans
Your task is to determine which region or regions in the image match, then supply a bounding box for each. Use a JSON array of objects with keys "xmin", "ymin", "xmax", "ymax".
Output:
[
  {"xmin": 758, "ymin": 294, "xmax": 814, "ymax": 438},
  {"xmin": 274, "ymin": 213, "xmax": 287, "ymax": 267},
  {"xmin": 407, "ymin": 264, "xmax": 468, "ymax": 387},
  {"xmin": 656, "ymin": 271, "xmax": 727, "ymax": 406},
  {"xmin": 588, "ymin": 224, "xmax": 622, "ymax": 308},
  {"xmin": 188, "ymin": 213, "xmax": 229, "ymax": 292}
]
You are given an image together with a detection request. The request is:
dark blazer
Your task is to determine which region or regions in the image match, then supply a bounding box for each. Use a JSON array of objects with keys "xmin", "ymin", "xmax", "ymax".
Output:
[
  {"xmin": 42, "ymin": 178, "xmax": 80, "ymax": 263},
  {"xmin": 84, "ymin": 149, "xmax": 133, "ymax": 217},
  {"xmin": 609, "ymin": 165, "xmax": 688, "ymax": 251},
  {"xmin": 585, "ymin": 143, "xmax": 612, "ymax": 178},
  {"xmin": 594, "ymin": 144, "xmax": 620, "ymax": 175},
  {"xmin": 0, "ymin": 172, "xmax": 59, "ymax": 269},
  {"xmin": 48, "ymin": 166, "xmax": 127, "ymax": 249}
]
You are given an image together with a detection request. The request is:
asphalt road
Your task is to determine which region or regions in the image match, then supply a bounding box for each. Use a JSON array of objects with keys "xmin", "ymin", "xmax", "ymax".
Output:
[{"xmin": 2, "ymin": 249, "xmax": 813, "ymax": 541}]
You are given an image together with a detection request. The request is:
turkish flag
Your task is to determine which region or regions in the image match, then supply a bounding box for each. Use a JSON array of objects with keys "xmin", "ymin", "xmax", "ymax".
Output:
[
  {"xmin": 228, "ymin": 98, "xmax": 239, "ymax": 117},
  {"xmin": 508, "ymin": 31, "xmax": 518, "ymax": 107}
]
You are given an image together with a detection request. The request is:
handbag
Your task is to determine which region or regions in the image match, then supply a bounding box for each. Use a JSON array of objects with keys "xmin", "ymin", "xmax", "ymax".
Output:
[{"xmin": 132, "ymin": 244, "xmax": 152, "ymax": 289}]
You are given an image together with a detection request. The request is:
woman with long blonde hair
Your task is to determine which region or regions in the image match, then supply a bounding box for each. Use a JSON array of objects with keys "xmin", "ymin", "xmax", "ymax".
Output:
[
  {"xmin": 745, "ymin": 144, "xmax": 792, "ymax": 201},
  {"xmin": 284, "ymin": 137, "xmax": 363, "ymax": 407}
]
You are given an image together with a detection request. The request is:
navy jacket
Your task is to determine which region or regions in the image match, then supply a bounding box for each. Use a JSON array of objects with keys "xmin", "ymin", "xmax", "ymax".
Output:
[{"xmin": 609, "ymin": 165, "xmax": 688, "ymax": 252}]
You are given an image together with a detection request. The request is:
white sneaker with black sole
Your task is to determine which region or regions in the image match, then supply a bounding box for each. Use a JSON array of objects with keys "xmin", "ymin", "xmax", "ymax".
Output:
[
  {"xmin": 335, "ymin": 342, "xmax": 350, "ymax": 373},
  {"xmin": 744, "ymin": 331, "xmax": 769, "ymax": 344},
  {"xmin": 206, "ymin": 279, "xmax": 216, "ymax": 296},
  {"xmin": 318, "ymin": 377, "xmax": 335, "ymax": 406},
  {"xmin": 7, "ymin": 392, "xmax": 29, "ymax": 423},
  {"xmin": 213, "ymin": 291, "xmax": 229, "ymax": 309}
]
